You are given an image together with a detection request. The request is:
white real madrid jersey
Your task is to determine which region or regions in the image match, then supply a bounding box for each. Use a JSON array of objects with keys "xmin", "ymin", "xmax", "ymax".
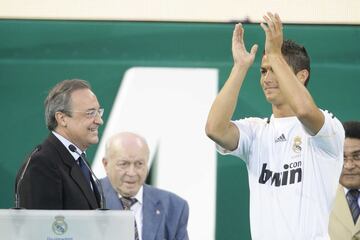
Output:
[{"xmin": 218, "ymin": 110, "xmax": 344, "ymax": 240}]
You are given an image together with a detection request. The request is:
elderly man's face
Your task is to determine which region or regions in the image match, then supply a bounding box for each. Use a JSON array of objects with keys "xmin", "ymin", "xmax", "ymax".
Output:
[
  {"xmin": 340, "ymin": 138, "xmax": 360, "ymax": 189},
  {"xmin": 104, "ymin": 138, "xmax": 149, "ymax": 198}
]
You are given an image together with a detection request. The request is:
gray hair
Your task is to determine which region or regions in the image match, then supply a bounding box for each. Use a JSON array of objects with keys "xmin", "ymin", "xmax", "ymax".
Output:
[{"xmin": 44, "ymin": 79, "xmax": 91, "ymax": 130}]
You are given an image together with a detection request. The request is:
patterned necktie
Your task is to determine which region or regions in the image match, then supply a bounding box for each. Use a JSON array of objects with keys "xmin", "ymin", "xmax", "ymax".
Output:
[
  {"xmin": 78, "ymin": 153, "xmax": 91, "ymax": 185},
  {"xmin": 346, "ymin": 189, "xmax": 360, "ymax": 224},
  {"xmin": 120, "ymin": 197, "xmax": 140, "ymax": 240}
]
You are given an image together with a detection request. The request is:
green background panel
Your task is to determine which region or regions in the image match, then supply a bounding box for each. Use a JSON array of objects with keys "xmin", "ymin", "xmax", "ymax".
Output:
[{"xmin": 0, "ymin": 20, "xmax": 359, "ymax": 240}]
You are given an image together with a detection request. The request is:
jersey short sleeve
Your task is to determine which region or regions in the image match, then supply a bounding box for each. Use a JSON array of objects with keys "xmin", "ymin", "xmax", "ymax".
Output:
[
  {"xmin": 216, "ymin": 117, "xmax": 266, "ymax": 164},
  {"xmin": 311, "ymin": 110, "xmax": 345, "ymax": 159}
]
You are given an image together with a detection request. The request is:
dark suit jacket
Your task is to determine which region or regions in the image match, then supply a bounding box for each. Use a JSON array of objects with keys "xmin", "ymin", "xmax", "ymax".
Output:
[
  {"xmin": 101, "ymin": 177, "xmax": 189, "ymax": 240},
  {"xmin": 16, "ymin": 133, "xmax": 100, "ymax": 209}
]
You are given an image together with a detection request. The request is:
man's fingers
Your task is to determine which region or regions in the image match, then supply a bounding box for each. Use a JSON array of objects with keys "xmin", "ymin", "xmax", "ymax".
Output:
[
  {"xmin": 250, "ymin": 44, "xmax": 258, "ymax": 56},
  {"xmin": 267, "ymin": 12, "xmax": 283, "ymax": 33},
  {"xmin": 267, "ymin": 12, "xmax": 275, "ymax": 21},
  {"xmin": 262, "ymin": 12, "xmax": 285, "ymax": 35},
  {"xmin": 263, "ymin": 15, "xmax": 275, "ymax": 34},
  {"xmin": 233, "ymin": 23, "xmax": 246, "ymax": 50},
  {"xmin": 267, "ymin": 12, "xmax": 279, "ymax": 32},
  {"xmin": 260, "ymin": 21, "xmax": 271, "ymax": 42},
  {"xmin": 237, "ymin": 23, "xmax": 244, "ymax": 42},
  {"xmin": 233, "ymin": 24, "xmax": 240, "ymax": 41},
  {"xmin": 232, "ymin": 24, "xmax": 239, "ymax": 44},
  {"xmin": 269, "ymin": 12, "xmax": 282, "ymax": 33},
  {"xmin": 260, "ymin": 22, "xmax": 268, "ymax": 32},
  {"xmin": 275, "ymin": 13, "xmax": 283, "ymax": 31}
]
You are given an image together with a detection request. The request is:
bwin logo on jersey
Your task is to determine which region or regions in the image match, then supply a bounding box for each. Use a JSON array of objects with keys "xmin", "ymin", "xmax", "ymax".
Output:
[{"xmin": 258, "ymin": 161, "xmax": 302, "ymax": 187}]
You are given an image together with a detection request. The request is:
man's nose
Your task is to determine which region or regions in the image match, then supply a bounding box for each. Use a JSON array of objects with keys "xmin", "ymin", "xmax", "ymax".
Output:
[
  {"xmin": 263, "ymin": 71, "xmax": 271, "ymax": 83},
  {"xmin": 344, "ymin": 159, "xmax": 356, "ymax": 170},
  {"xmin": 125, "ymin": 164, "xmax": 136, "ymax": 175},
  {"xmin": 94, "ymin": 114, "xmax": 103, "ymax": 125}
]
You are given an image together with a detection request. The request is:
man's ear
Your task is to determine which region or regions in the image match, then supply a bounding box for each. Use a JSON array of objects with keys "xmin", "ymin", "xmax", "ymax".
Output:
[
  {"xmin": 55, "ymin": 111, "xmax": 67, "ymax": 127},
  {"xmin": 296, "ymin": 69, "xmax": 309, "ymax": 85}
]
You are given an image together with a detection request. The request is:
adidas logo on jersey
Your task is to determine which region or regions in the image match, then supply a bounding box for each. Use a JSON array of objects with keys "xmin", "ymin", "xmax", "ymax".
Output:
[{"xmin": 275, "ymin": 133, "xmax": 287, "ymax": 143}]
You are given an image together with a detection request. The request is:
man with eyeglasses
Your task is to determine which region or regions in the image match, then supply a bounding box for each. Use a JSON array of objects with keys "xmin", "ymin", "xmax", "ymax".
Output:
[
  {"xmin": 15, "ymin": 79, "xmax": 104, "ymax": 209},
  {"xmin": 329, "ymin": 121, "xmax": 360, "ymax": 239}
]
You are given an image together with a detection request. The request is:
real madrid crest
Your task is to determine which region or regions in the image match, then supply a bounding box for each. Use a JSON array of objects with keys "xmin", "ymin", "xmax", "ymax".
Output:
[
  {"xmin": 52, "ymin": 215, "xmax": 68, "ymax": 235},
  {"xmin": 292, "ymin": 136, "xmax": 302, "ymax": 153}
]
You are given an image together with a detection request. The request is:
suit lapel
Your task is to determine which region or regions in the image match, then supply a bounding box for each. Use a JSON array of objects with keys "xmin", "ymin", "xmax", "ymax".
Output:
[
  {"xmin": 101, "ymin": 177, "xmax": 123, "ymax": 210},
  {"xmin": 91, "ymin": 177, "xmax": 101, "ymax": 207},
  {"xmin": 354, "ymin": 219, "xmax": 360, "ymax": 236},
  {"xmin": 70, "ymin": 167, "xmax": 99, "ymax": 208},
  {"xmin": 333, "ymin": 185, "xmax": 356, "ymax": 234},
  {"xmin": 142, "ymin": 185, "xmax": 163, "ymax": 240},
  {"xmin": 48, "ymin": 134, "xmax": 99, "ymax": 209}
]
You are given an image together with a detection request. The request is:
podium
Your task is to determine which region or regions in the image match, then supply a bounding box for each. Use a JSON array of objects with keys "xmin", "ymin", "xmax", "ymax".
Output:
[{"xmin": 0, "ymin": 209, "xmax": 134, "ymax": 240}]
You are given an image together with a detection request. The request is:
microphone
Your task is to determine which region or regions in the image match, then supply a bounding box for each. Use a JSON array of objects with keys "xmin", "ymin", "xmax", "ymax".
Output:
[
  {"xmin": 14, "ymin": 145, "xmax": 41, "ymax": 209},
  {"xmin": 68, "ymin": 144, "xmax": 107, "ymax": 210}
]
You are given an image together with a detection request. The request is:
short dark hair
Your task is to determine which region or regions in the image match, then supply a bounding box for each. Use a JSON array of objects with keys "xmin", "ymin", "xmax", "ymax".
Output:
[
  {"xmin": 282, "ymin": 40, "xmax": 311, "ymax": 86},
  {"xmin": 44, "ymin": 79, "xmax": 91, "ymax": 130},
  {"xmin": 263, "ymin": 39, "xmax": 311, "ymax": 86},
  {"xmin": 343, "ymin": 121, "xmax": 360, "ymax": 139}
]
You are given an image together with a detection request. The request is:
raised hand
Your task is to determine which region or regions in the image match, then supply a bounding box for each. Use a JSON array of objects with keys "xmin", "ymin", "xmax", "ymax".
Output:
[
  {"xmin": 260, "ymin": 12, "xmax": 283, "ymax": 56},
  {"xmin": 232, "ymin": 23, "xmax": 258, "ymax": 68}
]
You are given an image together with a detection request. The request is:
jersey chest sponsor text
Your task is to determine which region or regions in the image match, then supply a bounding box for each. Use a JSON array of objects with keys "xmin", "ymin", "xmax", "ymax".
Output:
[
  {"xmin": 257, "ymin": 133, "xmax": 304, "ymax": 187},
  {"xmin": 258, "ymin": 161, "xmax": 302, "ymax": 187}
]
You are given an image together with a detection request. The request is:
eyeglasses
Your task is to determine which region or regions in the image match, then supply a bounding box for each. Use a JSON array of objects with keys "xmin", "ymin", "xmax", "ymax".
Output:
[
  {"xmin": 344, "ymin": 152, "xmax": 360, "ymax": 162},
  {"xmin": 66, "ymin": 108, "xmax": 104, "ymax": 119}
]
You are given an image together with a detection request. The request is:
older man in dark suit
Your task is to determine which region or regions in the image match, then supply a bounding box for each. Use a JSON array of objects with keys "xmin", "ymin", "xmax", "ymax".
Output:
[
  {"xmin": 101, "ymin": 132, "xmax": 189, "ymax": 240},
  {"xmin": 16, "ymin": 79, "xmax": 103, "ymax": 209}
]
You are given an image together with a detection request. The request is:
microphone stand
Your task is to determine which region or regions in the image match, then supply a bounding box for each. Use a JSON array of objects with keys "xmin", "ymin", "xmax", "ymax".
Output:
[{"xmin": 14, "ymin": 145, "xmax": 41, "ymax": 209}]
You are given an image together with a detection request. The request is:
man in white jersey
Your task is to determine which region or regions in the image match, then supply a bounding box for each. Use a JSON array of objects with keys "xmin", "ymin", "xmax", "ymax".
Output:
[{"xmin": 205, "ymin": 12, "xmax": 344, "ymax": 239}]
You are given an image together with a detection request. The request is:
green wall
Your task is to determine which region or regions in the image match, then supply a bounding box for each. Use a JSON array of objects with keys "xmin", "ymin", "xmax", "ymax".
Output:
[{"xmin": 0, "ymin": 20, "xmax": 359, "ymax": 239}]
